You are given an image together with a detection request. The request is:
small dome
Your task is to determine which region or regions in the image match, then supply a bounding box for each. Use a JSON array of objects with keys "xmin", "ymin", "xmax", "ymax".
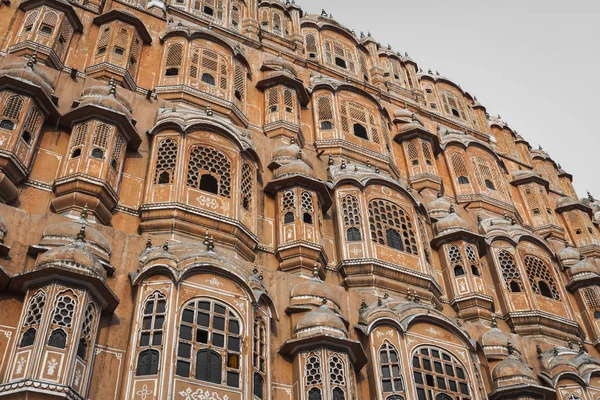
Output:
[
  {"xmin": 511, "ymin": 169, "xmax": 541, "ymax": 181},
  {"xmin": 271, "ymin": 139, "xmax": 301, "ymax": 166},
  {"xmin": 558, "ymin": 244, "xmax": 581, "ymax": 267},
  {"xmin": 556, "ymin": 196, "xmax": 580, "ymax": 209},
  {"xmin": 290, "ymin": 270, "xmax": 340, "ymax": 308},
  {"xmin": 397, "ymin": 119, "xmax": 424, "ymax": 134},
  {"xmin": 41, "ymin": 220, "xmax": 111, "ymax": 259},
  {"xmin": 427, "ymin": 193, "xmax": 451, "ymax": 220},
  {"xmin": 79, "ymin": 84, "xmax": 133, "ymax": 120},
  {"xmin": 295, "ymin": 303, "xmax": 347, "ymax": 338},
  {"xmin": 36, "ymin": 240, "xmax": 106, "ymax": 281},
  {"xmin": 0, "ymin": 58, "xmax": 54, "ymax": 97},
  {"xmin": 262, "ymin": 56, "xmax": 298, "ymax": 76},
  {"xmin": 274, "ymin": 158, "xmax": 315, "ymax": 179},
  {"xmin": 481, "ymin": 327, "xmax": 511, "ymax": 350},
  {"xmin": 434, "ymin": 207, "xmax": 471, "ymax": 235},
  {"xmin": 394, "ymin": 107, "xmax": 413, "ymax": 120},
  {"xmin": 491, "ymin": 353, "xmax": 536, "ymax": 383},
  {"xmin": 568, "ymin": 255, "xmax": 598, "ymax": 278}
]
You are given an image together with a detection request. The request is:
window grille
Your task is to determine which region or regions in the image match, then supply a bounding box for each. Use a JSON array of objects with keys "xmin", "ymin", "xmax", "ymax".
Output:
[
  {"xmin": 341, "ymin": 195, "xmax": 361, "ymax": 227},
  {"xmin": 282, "ymin": 190, "xmax": 295, "ymax": 212},
  {"xmin": 340, "ymin": 100, "xmax": 380, "ymax": 144},
  {"xmin": 497, "ymin": 250, "xmax": 523, "ymax": 292},
  {"xmin": 165, "ymin": 43, "xmax": 183, "ymax": 75},
  {"xmin": 368, "ymin": 199, "xmax": 418, "ymax": 255},
  {"xmin": 230, "ymin": 2, "xmax": 241, "ymax": 30},
  {"xmin": 234, "ymin": 61, "xmax": 245, "ymax": 103},
  {"xmin": 305, "ymin": 33, "xmax": 318, "ymax": 57},
  {"xmin": 77, "ymin": 302, "xmax": 96, "ymax": 360},
  {"xmin": 92, "ymin": 123, "xmax": 110, "ymax": 149},
  {"xmin": 412, "ymin": 346, "xmax": 471, "ymax": 400},
  {"xmin": 175, "ymin": 299, "xmax": 242, "ymax": 388},
  {"xmin": 96, "ymin": 26, "xmax": 111, "ymax": 56},
  {"xmin": 317, "ymin": 96, "xmax": 333, "ymax": 129},
  {"xmin": 407, "ymin": 141, "xmax": 419, "ymax": 165},
  {"xmin": 301, "ymin": 191, "xmax": 314, "ymax": 213},
  {"xmin": 253, "ymin": 318, "xmax": 267, "ymax": 398},
  {"xmin": 440, "ymin": 91, "xmax": 465, "ymax": 120},
  {"xmin": 380, "ymin": 342, "xmax": 404, "ymax": 394},
  {"xmin": 305, "ymin": 353, "xmax": 323, "ymax": 396},
  {"xmin": 358, "ymin": 52, "xmax": 369, "ymax": 81},
  {"xmin": 524, "ymin": 255, "xmax": 560, "ymax": 300},
  {"xmin": 240, "ymin": 162, "xmax": 253, "ymax": 211},
  {"xmin": 189, "ymin": 48, "xmax": 228, "ymax": 90},
  {"xmin": 186, "ymin": 145, "xmax": 231, "ymax": 197},
  {"xmin": 52, "ymin": 295, "xmax": 75, "ymax": 327},
  {"xmin": 111, "ymin": 134, "xmax": 127, "ymax": 172},
  {"xmin": 154, "ymin": 138, "xmax": 178, "ymax": 184},
  {"xmin": 40, "ymin": 11, "xmax": 58, "ymax": 34},
  {"xmin": 2, "ymin": 94, "xmax": 24, "ymax": 122},
  {"xmin": 21, "ymin": 10, "xmax": 40, "ymax": 35},
  {"xmin": 465, "ymin": 245, "xmax": 480, "ymax": 276},
  {"xmin": 138, "ymin": 292, "xmax": 166, "ymax": 349},
  {"xmin": 20, "ymin": 291, "xmax": 46, "ymax": 347},
  {"xmin": 582, "ymin": 286, "xmax": 600, "ymax": 312},
  {"xmin": 128, "ymin": 37, "xmax": 141, "ymax": 76},
  {"xmin": 450, "ymin": 152, "xmax": 470, "ymax": 185}
]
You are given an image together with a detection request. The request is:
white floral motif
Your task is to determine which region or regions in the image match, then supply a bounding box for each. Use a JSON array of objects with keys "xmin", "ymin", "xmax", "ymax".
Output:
[
  {"xmin": 206, "ymin": 278, "xmax": 224, "ymax": 287},
  {"xmin": 375, "ymin": 329, "xmax": 394, "ymax": 338},
  {"xmin": 136, "ymin": 384, "xmax": 153, "ymax": 400},
  {"xmin": 286, "ymin": 228, "xmax": 293, "ymax": 239},
  {"xmin": 46, "ymin": 357, "xmax": 58, "ymax": 375},
  {"xmin": 179, "ymin": 387, "xmax": 229, "ymax": 400},
  {"xmin": 233, "ymin": 300, "xmax": 245, "ymax": 312},
  {"xmin": 426, "ymin": 327, "xmax": 440, "ymax": 336},
  {"xmin": 15, "ymin": 356, "xmax": 26, "ymax": 374},
  {"xmin": 406, "ymin": 338, "xmax": 417, "ymax": 347},
  {"xmin": 196, "ymin": 195, "xmax": 220, "ymax": 210}
]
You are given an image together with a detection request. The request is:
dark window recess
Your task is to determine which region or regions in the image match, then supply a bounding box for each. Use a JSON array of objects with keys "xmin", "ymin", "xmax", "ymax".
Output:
[
  {"xmin": 269, "ymin": 105, "xmax": 278, "ymax": 113},
  {"xmin": 98, "ymin": 47, "xmax": 106, "ymax": 54},
  {"xmin": 386, "ymin": 228, "xmax": 404, "ymax": 251},
  {"xmin": 332, "ymin": 387, "xmax": 345, "ymax": 400},
  {"xmin": 40, "ymin": 25, "xmax": 52, "ymax": 34},
  {"xmin": 303, "ymin": 213, "xmax": 313, "ymax": 224},
  {"xmin": 253, "ymin": 373, "xmax": 264, "ymax": 399},
  {"xmin": 454, "ymin": 265, "xmax": 465, "ymax": 276},
  {"xmin": 20, "ymin": 328, "xmax": 36, "ymax": 347},
  {"xmin": 353, "ymin": 123, "xmax": 368, "ymax": 140},
  {"xmin": 136, "ymin": 349, "xmax": 159, "ymax": 376},
  {"xmin": 0, "ymin": 120, "xmax": 15, "ymax": 130},
  {"xmin": 334, "ymin": 57, "xmax": 347, "ymax": 69},
  {"xmin": 509, "ymin": 281, "xmax": 521, "ymax": 293},
  {"xmin": 451, "ymin": 109, "xmax": 460, "ymax": 118},
  {"xmin": 199, "ymin": 174, "xmax": 218, "ymax": 194},
  {"xmin": 412, "ymin": 159, "xmax": 419, "ymax": 165},
  {"xmin": 203, "ymin": 6, "xmax": 214, "ymax": 15},
  {"xmin": 320, "ymin": 121, "xmax": 334, "ymax": 130},
  {"xmin": 158, "ymin": 171, "xmax": 170, "ymax": 184},
  {"xmin": 235, "ymin": 90, "xmax": 242, "ymax": 101},
  {"xmin": 91, "ymin": 148, "xmax": 104, "ymax": 159},
  {"xmin": 471, "ymin": 265, "xmax": 480, "ymax": 276},
  {"xmin": 48, "ymin": 329, "xmax": 67, "ymax": 349},
  {"xmin": 201, "ymin": 73, "xmax": 215, "ymax": 86},
  {"xmin": 77, "ymin": 338, "xmax": 88, "ymax": 360},
  {"xmin": 195, "ymin": 349, "xmax": 221, "ymax": 383},
  {"xmin": 113, "ymin": 47, "xmax": 124, "ymax": 56},
  {"xmin": 71, "ymin": 148, "xmax": 82, "ymax": 158},
  {"xmin": 484, "ymin": 179, "xmax": 496, "ymax": 190},
  {"xmin": 111, "ymin": 159, "xmax": 118, "ymax": 171},
  {"xmin": 458, "ymin": 176, "xmax": 469, "ymax": 185},
  {"xmin": 165, "ymin": 68, "xmax": 179, "ymax": 76},
  {"xmin": 284, "ymin": 212, "xmax": 294, "ymax": 224},
  {"xmin": 538, "ymin": 281, "xmax": 553, "ymax": 298},
  {"xmin": 346, "ymin": 227, "xmax": 362, "ymax": 242},
  {"xmin": 21, "ymin": 131, "xmax": 32, "ymax": 144},
  {"xmin": 308, "ymin": 388, "xmax": 322, "ymax": 400}
]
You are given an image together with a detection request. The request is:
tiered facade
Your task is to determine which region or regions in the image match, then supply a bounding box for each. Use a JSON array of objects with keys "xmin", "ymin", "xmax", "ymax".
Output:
[{"xmin": 0, "ymin": 0, "xmax": 599, "ymax": 399}]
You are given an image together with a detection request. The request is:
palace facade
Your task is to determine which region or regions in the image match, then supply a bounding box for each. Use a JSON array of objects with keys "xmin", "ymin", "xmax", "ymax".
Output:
[{"xmin": 0, "ymin": 0, "xmax": 598, "ymax": 399}]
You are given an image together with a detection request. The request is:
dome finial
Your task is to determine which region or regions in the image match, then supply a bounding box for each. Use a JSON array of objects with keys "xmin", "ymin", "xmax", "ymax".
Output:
[
  {"xmin": 567, "ymin": 338, "xmax": 573, "ymax": 349},
  {"xmin": 80, "ymin": 204, "xmax": 89, "ymax": 222},
  {"xmin": 146, "ymin": 235, "xmax": 152, "ymax": 249},
  {"xmin": 579, "ymin": 341, "xmax": 586, "ymax": 354},
  {"xmin": 588, "ymin": 191, "xmax": 595, "ymax": 202},
  {"xmin": 27, "ymin": 51, "xmax": 38, "ymax": 68},
  {"xmin": 312, "ymin": 263, "xmax": 319, "ymax": 279},
  {"xmin": 507, "ymin": 340, "xmax": 514, "ymax": 355},
  {"xmin": 108, "ymin": 77, "xmax": 117, "ymax": 96},
  {"xmin": 77, "ymin": 225, "xmax": 86, "ymax": 241},
  {"xmin": 322, "ymin": 297, "xmax": 328, "ymax": 305},
  {"xmin": 360, "ymin": 297, "xmax": 367, "ymax": 309},
  {"xmin": 491, "ymin": 315, "xmax": 497, "ymax": 328},
  {"xmin": 163, "ymin": 241, "xmax": 169, "ymax": 252},
  {"xmin": 377, "ymin": 296, "xmax": 383, "ymax": 306},
  {"xmin": 536, "ymin": 344, "xmax": 542, "ymax": 358},
  {"xmin": 449, "ymin": 205, "xmax": 455, "ymax": 214}
]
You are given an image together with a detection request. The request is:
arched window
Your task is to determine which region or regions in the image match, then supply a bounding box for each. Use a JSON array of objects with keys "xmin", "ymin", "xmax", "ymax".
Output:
[
  {"xmin": 39, "ymin": 11, "xmax": 58, "ymax": 35},
  {"xmin": 234, "ymin": 61, "xmax": 246, "ymax": 103},
  {"xmin": 450, "ymin": 153, "xmax": 470, "ymax": 187},
  {"xmin": 189, "ymin": 48, "xmax": 228, "ymax": 90},
  {"xmin": 497, "ymin": 250, "xmax": 523, "ymax": 293},
  {"xmin": 465, "ymin": 245, "xmax": 480, "ymax": 277},
  {"xmin": 368, "ymin": 199, "xmax": 418, "ymax": 255},
  {"xmin": 332, "ymin": 387, "xmax": 345, "ymax": 400},
  {"xmin": 2, "ymin": 94, "xmax": 24, "ymax": 127},
  {"xmin": 582, "ymin": 286, "xmax": 600, "ymax": 318},
  {"xmin": 340, "ymin": 100, "xmax": 380, "ymax": 144},
  {"xmin": 386, "ymin": 396, "xmax": 404, "ymax": 400},
  {"xmin": 305, "ymin": 353, "xmax": 323, "ymax": 398},
  {"xmin": 154, "ymin": 138, "xmax": 178, "ymax": 185},
  {"xmin": 324, "ymin": 41, "xmax": 356, "ymax": 74},
  {"xmin": 136, "ymin": 349, "xmax": 159, "ymax": 376},
  {"xmin": 77, "ymin": 303, "xmax": 96, "ymax": 360},
  {"xmin": 187, "ymin": 146, "xmax": 231, "ymax": 197},
  {"xmin": 484, "ymin": 179, "xmax": 495, "ymax": 190},
  {"xmin": 440, "ymin": 91, "xmax": 465, "ymax": 120},
  {"xmin": 448, "ymin": 245, "xmax": 465, "ymax": 277},
  {"xmin": 139, "ymin": 292, "xmax": 166, "ymax": 348},
  {"xmin": 524, "ymin": 255, "xmax": 560, "ymax": 300},
  {"xmin": 317, "ymin": 96, "xmax": 334, "ymax": 130},
  {"xmin": 412, "ymin": 346, "xmax": 471, "ymax": 400},
  {"xmin": 454, "ymin": 265, "xmax": 465, "ymax": 276},
  {"xmin": 21, "ymin": 106, "xmax": 42, "ymax": 148},
  {"xmin": 21, "ymin": 10, "xmax": 39, "ymax": 35},
  {"xmin": 241, "ymin": 163, "xmax": 253, "ymax": 211},
  {"xmin": 230, "ymin": 2, "xmax": 241, "ymax": 30},
  {"xmin": 301, "ymin": 191, "xmax": 314, "ymax": 225},
  {"xmin": 305, "ymin": 33, "xmax": 318, "ymax": 58},
  {"xmin": 346, "ymin": 227, "xmax": 361, "ymax": 241},
  {"xmin": 435, "ymin": 394, "xmax": 453, "ymax": 400},
  {"xmin": 282, "ymin": 190, "xmax": 295, "ymax": 223},
  {"xmin": 19, "ymin": 291, "xmax": 46, "ymax": 348},
  {"xmin": 472, "ymin": 156, "xmax": 505, "ymax": 199},
  {"xmin": 176, "ymin": 299, "xmax": 241, "ymax": 388},
  {"xmin": 380, "ymin": 342, "xmax": 404, "ymax": 393},
  {"xmin": 48, "ymin": 329, "xmax": 67, "ymax": 348},
  {"xmin": 52, "ymin": 295, "xmax": 75, "ymax": 327},
  {"xmin": 458, "ymin": 176, "xmax": 470, "ymax": 184},
  {"xmin": 165, "ymin": 43, "xmax": 183, "ymax": 76},
  {"xmin": 253, "ymin": 318, "xmax": 266, "ymax": 399},
  {"xmin": 329, "ymin": 353, "xmax": 349, "ymax": 397}
]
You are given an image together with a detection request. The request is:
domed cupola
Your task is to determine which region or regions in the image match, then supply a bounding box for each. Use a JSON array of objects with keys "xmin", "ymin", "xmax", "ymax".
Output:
[
  {"xmin": 481, "ymin": 317, "xmax": 519, "ymax": 360},
  {"xmin": 566, "ymin": 255, "xmax": 600, "ymax": 290},
  {"xmin": 294, "ymin": 300, "xmax": 348, "ymax": 339},
  {"xmin": 431, "ymin": 206, "xmax": 485, "ymax": 253},
  {"xmin": 0, "ymin": 58, "xmax": 58, "ymax": 114},
  {"xmin": 491, "ymin": 348, "xmax": 537, "ymax": 386},
  {"xmin": 426, "ymin": 192, "xmax": 451, "ymax": 221},
  {"xmin": 558, "ymin": 243, "xmax": 581, "ymax": 268},
  {"xmin": 288, "ymin": 267, "xmax": 341, "ymax": 311},
  {"xmin": 10, "ymin": 225, "xmax": 119, "ymax": 311},
  {"xmin": 273, "ymin": 152, "xmax": 315, "ymax": 180},
  {"xmin": 268, "ymin": 137, "xmax": 302, "ymax": 169}
]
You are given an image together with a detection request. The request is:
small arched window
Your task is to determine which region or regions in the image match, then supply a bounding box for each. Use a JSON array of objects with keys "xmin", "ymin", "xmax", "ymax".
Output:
[
  {"xmin": 380, "ymin": 342, "xmax": 404, "ymax": 393},
  {"xmin": 454, "ymin": 265, "xmax": 465, "ymax": 276},
  {"xmin": 201, "ymin": 73, "xmax": 215, "ymax": 86},
  {"xmin": 20, "ymin": 291, "xmax": 46, "ymax": 347},
  {"xmin": 458, "ymin": 176, "xmax": 470, "ymax": 185},
  {"xmin": 20, "ymin": 328, "xmax": 36, "ymax": 348},
  {"xmin": 301, "ymin": 191, "xmax": 314, "ymax": 225},
  {"xmin": 187, "ymin": 146, "xmax": 231, "ymax": 198},
  {"xmin": 91, "ymin": 148, "xmax": 104, "ymax": 159},
  {"xmin": 332, "ymin": 388, "xmax": 345, "ymax": 400},
  {"xmin": 284, "ymin": 212, "xmax": 294, "ymax": 224},
  {"xmin": 48, "ymin": 329, "xmax": 67, "ymax": 348},
  {"xmin": 199, "ymin": 174, "xmax": 219, "ymax": 194},
  {"xmin": 303, "ymin": 213, "xmax": 313, "ymax": 224},
  {"xmin": 386, "ymin": 229, "xmax": 403, "ymax": 251},
  {"xmin": 154, "ymin": 138, "xmax": 178, "ymax": 185},
  {"xmin": 253, "ymin": 373, "xmax": 264, "ymax": 399},
  {"xmin": 196, "ymin": 349, "xmax": 221, "ymax": 383},
  {"xmin": 317, "ymin": 96, "xmax": 334, "ymax": 130},
  {"xmin": 471, "ymin": 265, "xmax": 481, "ymax": 276},
  {"xmin": 353, "ymin": 123, "xmax": 368, "ymax": 140},
  {"xmin": 136, "ymin": 349, "xmax": 159, "ymax": 376},
  {"xmin": 165, "ymin": 43, "xmax": 183, "ymax": 76},
  {"xmin": 320, "ymin": 121, "xmax": 333, "ymax": 130},
  {"xmin": 308, "ymin": 388, "xmax": 322, "ymax": 400},
  {"xmin": 484, "ymin": 179, "xmax": 496, "ymax": 190},
  {"xmin": 346, "ymin": 227, "xmax": 361, "ymax": 242},
  {"xmin": 497, "ymin": 250, "xmax": 523, "ymax": 293},
  {"xmin": 253, "ymin": 317, "xmax": 266, "ymax": 398},
  {"xmin": 524, "ymin": 255, "xmax": 560, "ymax": 300},
  {"xmin": 335, "ymin": 57, "xmax": 347, "ymax": 69},
  {"xmin": 305, "ymin": 352, "xmax": 323, "ymax": 398},
  {"xmin": 77, "ymin": 303, "xmax": 96, "ymax": 361}
]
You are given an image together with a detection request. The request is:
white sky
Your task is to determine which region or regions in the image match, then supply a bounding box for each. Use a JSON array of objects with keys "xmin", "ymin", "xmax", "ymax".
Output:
[{"xmin": 297, "ymin": 0, "xmax": 600, "ymax": 198}]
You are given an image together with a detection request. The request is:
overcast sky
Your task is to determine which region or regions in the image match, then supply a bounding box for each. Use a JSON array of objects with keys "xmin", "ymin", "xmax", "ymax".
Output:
[{"xmin": 298, "ymin": 0, "xmax": 600, "ymax": 198}]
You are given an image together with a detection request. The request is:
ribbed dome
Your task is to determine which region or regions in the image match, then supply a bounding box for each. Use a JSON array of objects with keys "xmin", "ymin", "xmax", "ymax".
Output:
[
  {"xmin": 290, "ymin": 271, "xmax": 340, "ymax": 308},
  {"xmin": 274, "ymin": 158, "xmax": 315, "ymax": 178},
  {"xmin": 427, "ymin": 193, "xmax": 451, "ymax": 220},
  {"xmin": 558, "ymin": 244, "xmax": 581, "ymax": 267},
  {"xmin": 481, "ymin": 327, "xmax": 511, "ymax": 349},
  {"xmin": 295, "ymin": 303, "xmax": 347, "ymax": 338},
  {"xmin": 1, "ymin": 58, "xmax": 54, "ymax": 97},
  {"xmin": 568, "ymin": 255, "xmax": 598, "ymax": 278},
  {"xmin": 271, "ymin": 139, "xmax": 301, "ymax": 166},
  {"xmin": 41, "ymin": 221, "xmax": 111, "ymax": 258},
  {"xmin": 36, "ymin": 240, "xmax": 107, "ymax": 281},
  {"xmin": 79, "ymin": 84, "xmax": 133, "ymax": 119},
  {"xmin": 435, "ymin": 208, "xmax": 471, "ymax": 235},
  {"xmin": 511, "ymin": 169, "xmax": 541, "ymax": 180},
  {"xmin": 491, "ymin": 353, "xmax": 536, "ymax": 382},
  {"xmin": 262, "ymin": 56, "xmax": 298, "ymax": 76}
]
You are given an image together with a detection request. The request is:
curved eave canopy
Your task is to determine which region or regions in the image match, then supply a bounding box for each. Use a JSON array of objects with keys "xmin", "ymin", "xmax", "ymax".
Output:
[
  {"xmin": 510, "ymin": 173, "xmax": 550, "ymax": 190},
  {"xmin": 60, "ymin": 104, "xmax": 141, "ymax": 151},
  {"xmin": 555, "ymin": 202, "xmax": 593, "ymax": 217},
  {"xmin": 265, "ymin": 174, "xmax": 332, "ymax": 211},
  {"xmin": 256, "ymin": 73, "xmax": 309, "ymax": 106},
  {"xmin": 19, "ymin": 0, "xmax": 83, "ymax": 32},
  {"xmin": 431, "ymin": 228, "xmax": 487, "ymax": 255},
  {"xmin": 566, "ymin": 272, "xmax": 600, "ymax": 291},
  {"xmin": 0, "ymin": 75, "xmax": 59, "ymax": 123},
  {"xmin": 279, "ymin": 334, "xmax": 367, "ymax": 370},
  {"xmin": 9, "ymin": 265, "xmax": 119, "ymax": 312},
  {"xmin": 488, "ymin": 385, "xmax": 555, "ymax": 400},
  {"xmin": 393, "ymin": 125, "xmax": 441, "ymax": 154},
  {"xmin": 310, "ymin": 82, "xmax": 385, "ymax": 114},
  {"xmin": 299, "ymin": 19, "xmax": 364, "ymax": 51},
  {"xmin": 93, "ymin": 10, "xmax": 152, "ymax": 44}
]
